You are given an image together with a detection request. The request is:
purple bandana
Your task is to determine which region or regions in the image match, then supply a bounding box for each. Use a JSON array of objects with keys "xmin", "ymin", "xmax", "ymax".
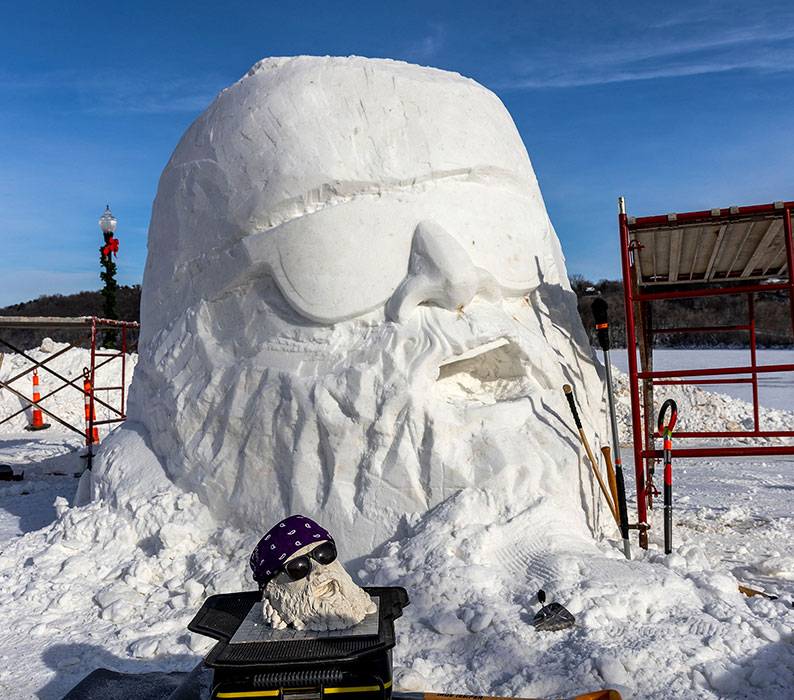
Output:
[{"xmin": 249, "ymin": 514, "xmax": 334, "ymax": 588}]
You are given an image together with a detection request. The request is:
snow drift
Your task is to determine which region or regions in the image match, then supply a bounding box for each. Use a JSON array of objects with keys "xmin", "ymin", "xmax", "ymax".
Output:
[
  {"xmin": 4, "ymin": 340, "xmax": 794, "ymax": 697},
  {"xmin": 96, "ymin": 55, "xmax": 610, "ymax": 558}
]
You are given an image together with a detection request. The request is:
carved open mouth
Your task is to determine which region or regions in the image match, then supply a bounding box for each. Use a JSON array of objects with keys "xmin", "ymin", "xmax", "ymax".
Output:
[
  {"xmin": 435, "ymin": 338, "xmax": 531, "ymax": 404},
  {"xmin": 311, "ymin": 579, "xmax": 340, "ymax": 599}
]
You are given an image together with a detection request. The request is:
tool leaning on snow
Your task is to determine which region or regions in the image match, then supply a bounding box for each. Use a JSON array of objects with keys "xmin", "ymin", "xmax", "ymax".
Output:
[
  {"xmin": 590, "ymin": 298, "xmax": 631, "ymax": 560},
  {"xmin": 562, "ymin": 384, "xmax": 619, "ymax": 526}
]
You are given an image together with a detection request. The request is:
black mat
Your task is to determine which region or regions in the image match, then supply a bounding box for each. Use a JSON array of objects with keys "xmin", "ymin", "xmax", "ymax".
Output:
[{"xmin": 61, "ymin": 662, "xmax": 212, "ymax": 700}]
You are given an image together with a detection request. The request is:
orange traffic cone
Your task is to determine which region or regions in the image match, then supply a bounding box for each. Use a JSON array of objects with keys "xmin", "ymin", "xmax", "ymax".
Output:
[
  {"xmin": 26, "ymin": 369, "xmax": 51, "ymax": 431},
  {"xmin": 84, "ymin": 376, "xmax": 99, "ymax": 445}
]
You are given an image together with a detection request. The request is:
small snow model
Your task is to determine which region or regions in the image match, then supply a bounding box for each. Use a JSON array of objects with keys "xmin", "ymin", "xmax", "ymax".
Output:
[
  {"xmin": 188, "ymin": 513, "xmax": 408, "ymax": 700},
  {"xmin": 250, "ymin": 514, "xmax": 377, "ymax": 631}
]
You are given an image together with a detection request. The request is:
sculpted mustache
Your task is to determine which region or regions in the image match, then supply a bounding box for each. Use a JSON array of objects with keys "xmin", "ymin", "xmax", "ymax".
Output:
[{"xmin": 397, "ymin": 305, "xmax": 522, "ymax": 377}]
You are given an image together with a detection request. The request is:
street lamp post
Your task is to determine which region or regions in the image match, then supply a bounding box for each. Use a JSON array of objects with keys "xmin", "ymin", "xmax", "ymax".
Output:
[{"xmin": 98, "ymin": 205, "xmax": 119, "ymax": 348}]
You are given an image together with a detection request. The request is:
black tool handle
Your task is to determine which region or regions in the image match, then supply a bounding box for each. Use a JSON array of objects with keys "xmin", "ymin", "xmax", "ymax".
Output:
[
  {"xmin": 615, "ymin": 462, "xmax": 631, "ymax": 541},
  {"xmin": 658, "ymin": 399, "xmax": 677, "ymax": 555},
  {"xmin": 657, "ymin": 399, "xmax": 678, "ymax": 435},
  {"xmin": 563, "ymin": 385, "xmax": 582, "ymax": 429},
  {"xmin": 591, "ymin": 297, "xmax": 610, "ymax": 352},
  {"xmin": 664, "ymin": 475, "xmax": 672, "ymax": 555}
]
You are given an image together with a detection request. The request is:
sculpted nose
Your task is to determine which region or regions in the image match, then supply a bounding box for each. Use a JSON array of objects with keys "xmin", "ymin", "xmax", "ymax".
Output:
[{"xmin": 386, "ymin": 221, "xmax": 497, "ymax": 322}]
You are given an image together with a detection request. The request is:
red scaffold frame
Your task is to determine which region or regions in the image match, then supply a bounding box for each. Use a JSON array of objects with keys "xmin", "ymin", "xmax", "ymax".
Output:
[
  {"xmin": 0, "ymin": 316, "xmax": 139, "ymax": 469},
  {"xmin": 618, "ymin": 200, "xmax": 794, "ymax": 549}
]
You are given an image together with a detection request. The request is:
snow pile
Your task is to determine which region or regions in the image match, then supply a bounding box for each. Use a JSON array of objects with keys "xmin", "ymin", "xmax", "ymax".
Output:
[
  {"xmin": 359, "ymin": 488, "xmax": 794, "ymax": 698},
  {"xmin": 0, "ymin": 338, "xmax": 137, "ymax": 435},
  {"xmin": 611, "ymin": 368, "xmax": 794, "ymax": 445},
  {"xmin": 116, "ymin": 55, "xmax": 611, "ymax": 557}
]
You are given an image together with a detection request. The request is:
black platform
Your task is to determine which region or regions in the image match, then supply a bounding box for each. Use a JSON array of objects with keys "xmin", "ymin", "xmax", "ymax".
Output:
[{"xmin": 188, "ymin": 586, "xmax": 408, "ymax": 700}]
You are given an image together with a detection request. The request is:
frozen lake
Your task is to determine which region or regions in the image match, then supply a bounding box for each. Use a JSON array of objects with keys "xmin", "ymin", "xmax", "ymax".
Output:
[{"xmin": 611, "ymin": 347, "xmax": 794, "ymax": 413}]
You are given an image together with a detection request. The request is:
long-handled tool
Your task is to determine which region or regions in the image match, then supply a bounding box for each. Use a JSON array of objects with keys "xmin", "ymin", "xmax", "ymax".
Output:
[
  {"xmin": 600, "ymin": 446, "xmax": 620, "ymax": 521},
  {"xmin": 394, "ymin": 690, "xmax": 622, "ymax": 700},
  {"xmin": 563, "ymin": 384, "xmax": 619, "ymax": 526},
  {"xmin": 591, "ymin": 298, "xmax": 631, "ymax": 559},
  {"xmin": 657, "ymin": 399, "xmax": 677, "ymax": 554}
]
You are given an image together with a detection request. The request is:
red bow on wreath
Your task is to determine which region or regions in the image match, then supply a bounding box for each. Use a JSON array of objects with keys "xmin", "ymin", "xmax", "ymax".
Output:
[{"xmin": 103, "ymin": 237, "xmax": 119, "ymax": 258}]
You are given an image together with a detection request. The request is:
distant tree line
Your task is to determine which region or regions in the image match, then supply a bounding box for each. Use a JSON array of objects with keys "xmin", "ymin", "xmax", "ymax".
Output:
[
  {"xmin": 0, "ymin": 281, "xmax": 790, "ymax": 351},
  {"xmin": 0, "ymin": 286, "xmax": 141, "ymax": 351},
  {"xmin": 570, "ymin": 275, "xmax": 793, "ymax": 348}
]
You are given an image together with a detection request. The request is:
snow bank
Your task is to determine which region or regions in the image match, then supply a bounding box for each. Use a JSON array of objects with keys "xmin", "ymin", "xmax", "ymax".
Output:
[
  {"xmin": 0, "ymin": 339, "xmax": 137, "ymax": 436},
  {"xmin": 611, "ymin": 368, "xmax": 794, "ymax": 446},
  {"xmin": 360, "ymin": 488, "xmax": 794, "ymax": 700}
]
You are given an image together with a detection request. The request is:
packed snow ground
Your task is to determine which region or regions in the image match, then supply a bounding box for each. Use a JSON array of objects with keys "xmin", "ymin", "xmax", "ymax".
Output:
[{"xmin": 1, "ymin": 345, "xmax": 793, "ymax": 700}]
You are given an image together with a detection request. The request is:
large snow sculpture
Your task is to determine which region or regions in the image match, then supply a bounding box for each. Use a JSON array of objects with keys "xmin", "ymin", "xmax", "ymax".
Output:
[{"xmin": 101, "ymin": 56, "xmax": 608, "ymax": 558}]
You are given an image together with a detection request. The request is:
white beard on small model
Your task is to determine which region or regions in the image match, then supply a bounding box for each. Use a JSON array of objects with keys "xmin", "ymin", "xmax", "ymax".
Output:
[{"xmin": 262, "ymin": 544, "xmax": 376, "ymax": 631}]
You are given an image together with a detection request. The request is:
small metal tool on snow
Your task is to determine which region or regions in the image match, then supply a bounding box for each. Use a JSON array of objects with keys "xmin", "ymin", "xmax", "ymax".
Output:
[{"xmin": 533, "ymin": 589, "xmax": 575, "ymax": 632}]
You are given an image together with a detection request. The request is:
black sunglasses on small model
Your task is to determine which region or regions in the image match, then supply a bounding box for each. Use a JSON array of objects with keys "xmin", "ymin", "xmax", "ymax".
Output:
[{"xmin": 279, "ymin": 541, "xmax": 338, "ymax": 581}]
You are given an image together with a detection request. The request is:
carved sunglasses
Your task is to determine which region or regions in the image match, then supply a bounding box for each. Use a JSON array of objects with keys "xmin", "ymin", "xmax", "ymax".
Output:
[{"xmin": 280, "ymin": 541, "xmax": 338, "ymax": 581}]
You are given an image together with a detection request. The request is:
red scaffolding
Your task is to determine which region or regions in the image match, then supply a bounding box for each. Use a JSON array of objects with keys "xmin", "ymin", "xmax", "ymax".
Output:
[
  {"xmin": 0, "ymin": 316, "xmax": 139, "ymax": 469},
  {"xmin": 618, "ymin": 199, "xmax": 794, "ymax": 548}
]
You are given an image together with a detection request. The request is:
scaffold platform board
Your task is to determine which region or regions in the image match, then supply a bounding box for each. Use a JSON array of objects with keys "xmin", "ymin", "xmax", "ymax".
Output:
[
  {"xmin": 0, "ymin": 316, "xmax": 134, "ymax": 328},
  {"xmin": 627, "ymin": 202, "xmax": 792, "ymax": 286}
]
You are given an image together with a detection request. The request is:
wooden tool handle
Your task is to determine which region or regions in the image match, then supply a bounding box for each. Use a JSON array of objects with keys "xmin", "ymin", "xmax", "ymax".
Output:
[
  {"xmin": 581, "ymin": 430, "xmax": 619, "ymax": 525},
  {"xmin": 562, "ymin": 385, "xmax": 619, "ymax": 526},
  {"xmin": 406, "ymin": 691, "xmax": 622, "ymax": 700},
  {"xmin": 601, "ymin": 446, "xmax": 620, "ymax": 526}
]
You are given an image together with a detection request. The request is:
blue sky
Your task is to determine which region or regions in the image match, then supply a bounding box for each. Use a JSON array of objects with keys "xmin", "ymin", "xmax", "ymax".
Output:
[{"xmin": 2, "ymin": 0, "xmax": 793, "ymax": 307}]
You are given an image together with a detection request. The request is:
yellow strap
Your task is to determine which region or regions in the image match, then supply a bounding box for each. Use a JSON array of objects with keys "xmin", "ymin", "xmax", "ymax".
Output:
[
  {"xmin": 217, "ymin": 680, "xmax": 393, "ymax": 699},
  {"xmin": 326, "ymin": 681, "xmax": 392, "ymax": 695}
]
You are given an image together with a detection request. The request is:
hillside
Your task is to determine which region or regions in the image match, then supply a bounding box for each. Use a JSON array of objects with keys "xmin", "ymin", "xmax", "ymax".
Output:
[
  {"xmin": 0, "ymin": 286, "xmax": 141, "ymax": 350},
  {"xmin": 572, "ymin": 275, "xmax": 792, "ymax": 348},
  {"xmin": 0, "ymin": 281, "xmax": 790, "ymax": 350}
]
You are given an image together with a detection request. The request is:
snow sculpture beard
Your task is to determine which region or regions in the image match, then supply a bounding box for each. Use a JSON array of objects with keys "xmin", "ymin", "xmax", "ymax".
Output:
[
  {"xmin": 262, "ymin": 545, "xmax": 376, "ymax": 631},
  {"xmin": 130, "ymin": 269, "xmax": 604, "ymax": 557}
]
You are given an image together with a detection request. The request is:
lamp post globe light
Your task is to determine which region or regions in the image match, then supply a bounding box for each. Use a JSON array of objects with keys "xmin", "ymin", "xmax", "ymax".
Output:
[
  {"xmin": 98, "ymin": 205, "xmax": 119, "ymax": 347},
  {"xmin": 99, "ymin": 206, "xmax": 117, "ymax": 235}
]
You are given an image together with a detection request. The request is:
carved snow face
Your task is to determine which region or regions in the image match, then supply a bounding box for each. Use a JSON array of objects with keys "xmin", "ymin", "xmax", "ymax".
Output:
[
  {"xmin": 141, "ymin": 56, "xmax": 564, "ymax": 334},
  {"xmin": 131, "ymin": 56, "xmax": 606, "ymax": 557},
  {"xmin": 262, "ymin": 542, "xmax": 376, "ymax": 631}
]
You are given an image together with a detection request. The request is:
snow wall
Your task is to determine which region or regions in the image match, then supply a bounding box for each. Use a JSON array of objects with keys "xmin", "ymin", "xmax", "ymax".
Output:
[{"xmin": 95, "ymin": 56, "xmax": 611, "ymax": 561}]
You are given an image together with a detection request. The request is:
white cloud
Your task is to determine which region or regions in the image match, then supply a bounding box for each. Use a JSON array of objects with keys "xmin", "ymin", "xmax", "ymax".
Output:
[
  {"xmin": 404, "ymin": 23, "xmax": 446, "ymax": 63},
  {"xmin": 502, "ymin": 8, "xmax": 794, "ymax": 88},
  {"xmin": 0, "ymin": 67, "xmax": 226, "ymax": 115}
]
